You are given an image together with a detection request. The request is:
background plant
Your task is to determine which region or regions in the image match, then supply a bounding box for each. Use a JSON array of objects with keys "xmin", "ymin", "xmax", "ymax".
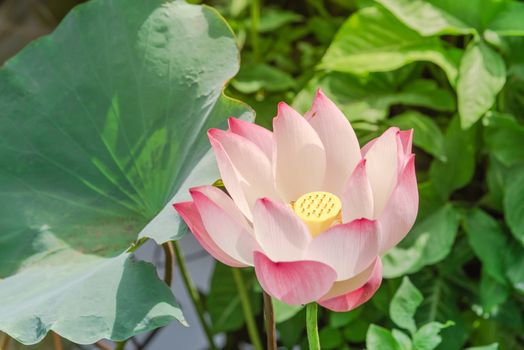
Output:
[{"xmin": 1, "ymin": 0, "xmax": 524, "ymax": 349}]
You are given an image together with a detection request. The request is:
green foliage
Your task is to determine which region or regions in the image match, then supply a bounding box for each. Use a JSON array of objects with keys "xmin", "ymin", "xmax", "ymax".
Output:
[
  {"xmin": 3, "ymin": 0, "xmax": 524, "ymax": 348},
  {"xmin": 390, "ymin": 277, "xmax": 424, "ymax": 334},
  {"xmin": 320, "ymin": 6, "xmax": 460, "ymax": 83},
  {"xmin": 367, "ymin": 277, "xmax": 454, "ymax": 350},
  {"xmin": 387, "ymin": 111, "xmax": 446, "ymax": 161},
  {"xmin": 207, "ymin": 0, "xmax": 524, "ymax": 348},
  {"xmin": 367, "ymin": 325, "xmax": 403, "ymax": 350},
  {"xmin": 504, "ymin": 166, "xmax": 524, "ymax": 246},
  {"xmin": 383, "ymin": 204, "xmax": 461, "ymax": 277},
  {"xmin": 457, "ymin": 41, "xmax": 506, "ymax": 128},
  {"xmin": 207, "ymin": 263, "xmax": 261, "ymax": 333},
  {"xmin": 205, "ymin": 0, "xmax": 524, "ymax": 348}
]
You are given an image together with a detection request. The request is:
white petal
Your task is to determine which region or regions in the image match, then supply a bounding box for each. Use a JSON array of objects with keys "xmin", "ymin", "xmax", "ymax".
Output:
[
  {"xmin": 273, "ymin": 102, "xmax": 326, "ymax": 202},
  {"xmin": 209, "ymin": 129, "xmax": 279, "ymax": 220},
  {"xmin": 306, "ymin": 219, "xmax": 379, "ymax": 280},
  {"xmin": 191, "ymin": 186, "xmax": 259, "ymax": 265},
  {"xmin": 341, "ymin": 159, "xmax": 374, "ymax": 222},
  {"xmin": 364, "ymin": 127, "xmax": 399, "ymax": 218},
  {"xmin": 253, "ymin": 198, "xmax": 311, "ymax": 262},
  {"xmin": 305, "ymin": 90, "xmax": 361, "ymax": 195}
]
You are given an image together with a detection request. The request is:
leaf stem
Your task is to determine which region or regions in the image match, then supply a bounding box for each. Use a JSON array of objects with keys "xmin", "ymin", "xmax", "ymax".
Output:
[
  {"xmin": 114, "ymin": 341, "xmax": 125, "ymax": 350},
  {"xmin": 162, "ymin": 241, "xmax": 175, "ymax": 286},
  {"xmin": 94, "ymin": 341, "xmax": 113, "ymax": 350},
  {"xmin": 52, "ymin": 332, "xmax": 63, "ymax": 350},
  {"xmin": 262, "ymin": 290, "xmax": 277, "ymax": 350},
  {"xmin": 306, "ymin": 303, "xmax": 321, "ymax": 350},
  {"xmin": 173, "ymin": 241, "xmax": 217, "ymax": 350},
  {"xmin": 1, "ymin": 333, "xmax": 11, "ymax": 350},
  {"xmin": 250, "ymin": 0, "xmax": 260, "ymax": 62},
  {"xmin": 231, "ymin": 268, "xmax": 263, "ymax": 350}
]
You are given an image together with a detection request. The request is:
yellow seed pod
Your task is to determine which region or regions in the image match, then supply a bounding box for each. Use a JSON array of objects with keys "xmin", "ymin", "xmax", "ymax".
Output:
[{"xmin": 293, "ymin": 191, "xmax": 342, "ymax": 237}]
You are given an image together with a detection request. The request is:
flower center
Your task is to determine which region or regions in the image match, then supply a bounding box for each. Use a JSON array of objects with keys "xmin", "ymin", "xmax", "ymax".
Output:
[{"xmin": 293, "ymin": 191, "xmax": 342, "ymax": 237}]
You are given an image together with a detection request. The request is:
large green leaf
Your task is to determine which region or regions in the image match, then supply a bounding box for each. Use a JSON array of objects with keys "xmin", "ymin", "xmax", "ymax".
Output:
[
  {"xmin": 504, "ymin": 165, "xmax": 524, "ymax": 247},
  {"xmin": 429, "ymin": 116, "xmax": 477, "ymax": 198},
  {"xmin": 0, "ymin": 0, "xmax": 251, "ymax": 344},
  {"xmin": 232, "ymin": 63, "xmax": 295, "ymax": 93},
  {"xmin": 463, "ymin": 209, "xmax": 509, "ymax": 284},
  {"xmin": 294, "ymin": 72, "xmax": 455, "ymax": 124},
  {"xmin": 0, "ymin": 234, "xmax": 184, "ymax": 344},
  {"xmin": 320, "ymin": 6, "xmax": 461, "ymax": 84},
  {"xmin": 457, "ymin": 41, "xmax": 506, "ymax": 128},
  {"xmin": 383, "ymin": 204, "xmax": 461, "ymax": 278},
  {"xmin": 387, "ymin": 111, "xmax": 446, "ymax": 161},
  {"xmin": 207, "ymin": 263, "xmax": 260, "ymax": 333},
  {"xmin": 486, "ymin": 1, "xmax": 524, "ymax": 36},
  {"xmin": 480, "ymin": 271, "xmax": 510, "ymax": 315},
  {"xmin": 484, "ymin": 113, "xmax": 524, "ymax": 167},
  {"xmin": 376, "ymin": 0, "xmax": 474, "ymax": 36},
  {"xmin": 377, "ymin": 0, "xmax": 509, "ymax": 36}
]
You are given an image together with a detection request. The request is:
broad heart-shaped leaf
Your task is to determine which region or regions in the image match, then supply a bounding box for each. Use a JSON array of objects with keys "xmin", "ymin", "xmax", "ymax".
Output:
[
  {"xmin": 207, "ymin": 263, "xmax": 261, "ymax": 333},
  {"xmin": 376, "ymin": 0, "xmax": 474, "ymax": 36},
  {"xmin": 319, "ymin": 6, "xmax": 461, "ymax": 85},
  {"xmin": 504, "ymin": 165, "xmax": 524, "ymax": 247},
  {"xmin": 273, "ymin": 298, "xmax": 303, "ymax": 324},
  {"xmin": 484, "ymin": 113, "xmax": 524, "ymax": 167},
  {"xmin": 457, "ymin": 41, "xmax": 506, "ymax": 129},
  {"xmin": 383, "ymin": 204, "xmax": 461, "ymax": 278},
  {"xmin": 486, "ymin": 1, "xmax": 524, "ymax": 36},
  {"xmin": 377, "ymin": 0, "xmax": 521, "ymax": 37},
  {"xmin": 366, "ymin": 325, "xmax": 402, "ymax": 350},
  {"xmin": 387, "ymin": 111, "xmax": 446, "ymax": 161},
  {"xmin": 389, "ymin": 277, "xmax": 423, "ymax": 335},
  {"xmin": 0, "ymin": 0, "xmax": 252, "ymax": 344},
  {"xmin": 0, "ymin": 233, "xmax": 185, "ymax": 344},
  {"xmin": 412, "ymin": 321, "xmax": 454, "ymax": 350},
  {"xmin": 429, "ymin": 116, "xmax": 477, "ymax": 199},
  {"xmin": 463, "ymin": 208, "xmax": 509, "ymax": 285},
  {"xmin": 464, "ymin": 345, "xmax": 499, "ymax": 350},
  {"xmin": 480, "ymin": 270, "xmax": 510, "ymax": 315},
  {"xmin": 294, "ymin": 71, "xmax": 455, "ymax": 125}
]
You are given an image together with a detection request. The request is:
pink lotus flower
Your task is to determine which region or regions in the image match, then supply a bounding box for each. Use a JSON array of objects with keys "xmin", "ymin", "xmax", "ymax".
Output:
[{"xmin": 174, "ymin": 90, "xmax": 418, "ymax": 312}]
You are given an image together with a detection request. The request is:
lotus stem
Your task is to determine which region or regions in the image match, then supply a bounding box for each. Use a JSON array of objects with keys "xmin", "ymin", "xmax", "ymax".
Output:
[
  {"xmin": 1, "ymin": 333, "xmax": 11, "ymax": 350},
  {"xmin": 162, "ymin": 241, "xmax": 175, "ymax": 286},
  {"xmin": 173, "ymin": 241, "xmax": 217, "ymax": 350},
  {"xmin": 114, "ymin": 341, "xmax": 126, "ymax": 350},
  {"xmin": 306, "ymin": 303, "xmax": 321, "ymax": 350},
  {"xmin": 250, "ymin": 0, "xmax": 260, "ymax": 61},
  {"xmin": 262, "ymin": 290, "xmax": 277, "ymax": 350},
  {"xmin": 231, "ymin": 268, "xmax": 264, "ymax": 350},
  {"xmin": 94, "ymin": 340, "xmax": 113, "ymax": 350},
  {"xmin": 52, "ymin": 332, "xmax": 63, "ymax": 350}
]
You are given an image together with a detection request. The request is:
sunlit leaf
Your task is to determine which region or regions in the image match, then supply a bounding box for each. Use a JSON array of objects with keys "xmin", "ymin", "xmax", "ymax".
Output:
[
  {"xmin": 366, "ymin": 325, "xmax": 402, "ymax": 350},
  {"xmin": 320, "ymin": 6, "xmax": 461, "ymax": 84},
  {"xmin": 376, "ymin": 0, "xmax": 473, "ymax": 36},
  {"xmin": 390, "ymin": 277, "xmax": 423, "ymax": 334},
  {"xmin": 458, "ymin": 41, "xmax": 506, "ymax": 129},
  {"xmin": 387, "ymin": 111, "xmax": 446, "ymax": 161},
  {"xmin": 463, "ymin": 208, "xmax": 509, "ymax": 284},
  {"xmin": 504, "ymin": 165, "xmax": 524, "ymax": 247},
  {"xmin": 430, "ymin": 116, "xmax": 477, "ymax": 198}
]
